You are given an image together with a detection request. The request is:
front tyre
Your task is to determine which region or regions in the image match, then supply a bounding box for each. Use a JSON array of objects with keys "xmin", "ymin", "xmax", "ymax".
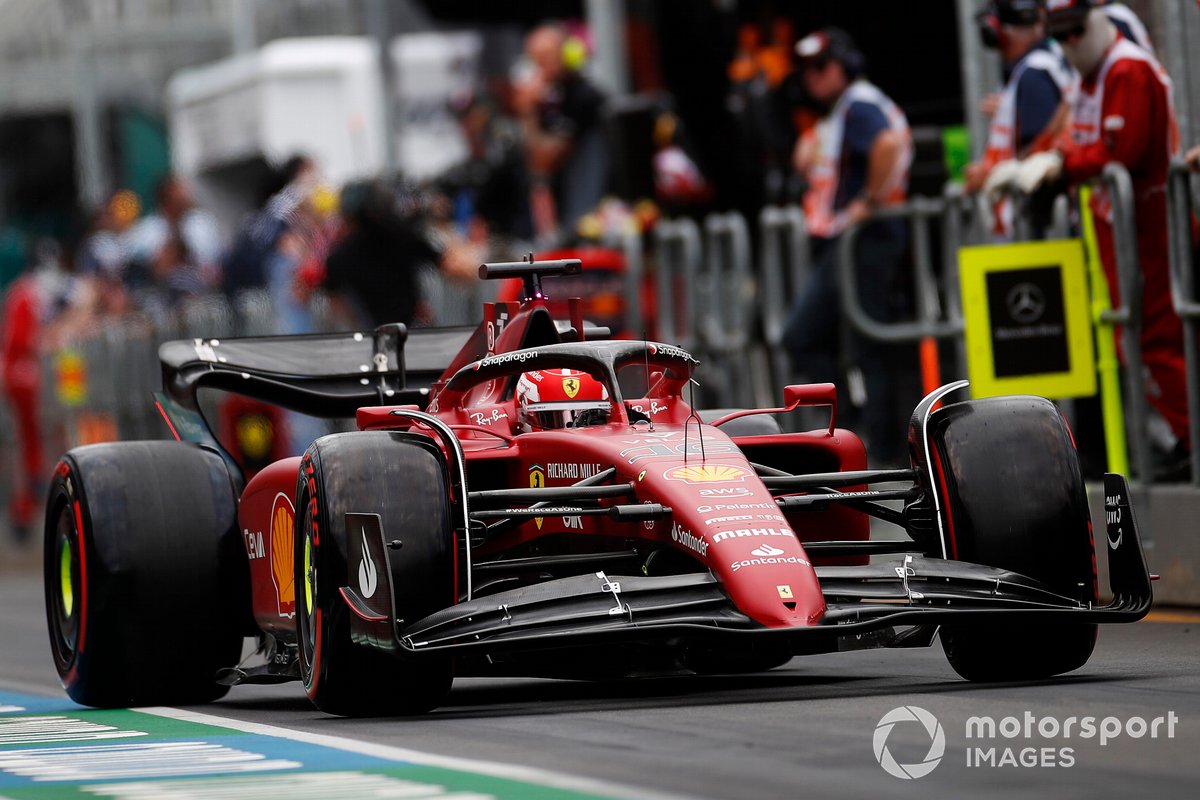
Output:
[
  {"xmin": 295, "ymin": 432, "xmax": 455, "ymax": 716},
  {"xmin": 928, "ymin": 396, "xmax": 1098, "ymax": 681}
]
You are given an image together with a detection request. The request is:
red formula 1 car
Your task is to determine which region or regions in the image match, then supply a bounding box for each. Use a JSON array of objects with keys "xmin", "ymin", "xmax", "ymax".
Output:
[{"xmin": 43, "ymin": 258, "xmax": 1152, "ymax": 716}]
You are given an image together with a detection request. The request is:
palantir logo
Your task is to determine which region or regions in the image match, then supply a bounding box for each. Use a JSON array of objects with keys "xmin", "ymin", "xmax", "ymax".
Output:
[{"xmin": 873, "ymin": 706, "xmax": 946, "ymax": 779}]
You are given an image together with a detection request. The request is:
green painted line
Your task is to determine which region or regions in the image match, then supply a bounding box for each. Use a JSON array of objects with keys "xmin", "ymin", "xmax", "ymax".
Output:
[{"xmin": 0, "ymin": 692, "xmax": 668, "ymax": 800}]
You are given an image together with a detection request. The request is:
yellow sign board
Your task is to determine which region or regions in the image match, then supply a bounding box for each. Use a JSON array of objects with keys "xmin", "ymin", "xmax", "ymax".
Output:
[{"xmin": 958, "ymin": 239, "xmax": 1096, "ymax": 399}]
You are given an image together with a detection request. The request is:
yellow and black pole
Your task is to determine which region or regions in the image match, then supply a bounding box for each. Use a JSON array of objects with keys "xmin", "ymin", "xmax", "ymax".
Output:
[{"xmin": 1079, "ymin": 184, "xmax": 1129, "ymax": 476}]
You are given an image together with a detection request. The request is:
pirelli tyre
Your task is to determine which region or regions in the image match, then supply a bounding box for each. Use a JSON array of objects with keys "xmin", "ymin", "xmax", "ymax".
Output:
[
  {"xmin": 927, "ymin": 396, "xmax": 1098, "ymax": 681},
  {"xmin": 44, "ymin": 441, "xmax": 248, "ymax": 707},
  {"xmin": 295, "ymin": 432, "xmax": 455, "ymax": 716}
]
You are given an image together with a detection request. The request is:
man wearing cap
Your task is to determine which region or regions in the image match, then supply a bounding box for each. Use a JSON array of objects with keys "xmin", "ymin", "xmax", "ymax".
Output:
[
  {"xmin": 1011, "ymin": 0, "xmax": 1188, "ymax": 470},
  {"xmin": 783, "ymin": 27, "xmax": 913, "ymax": 465},
  {"xmin": 968, "ymin": 0, "xmax": 1075, "ymax": 238}
]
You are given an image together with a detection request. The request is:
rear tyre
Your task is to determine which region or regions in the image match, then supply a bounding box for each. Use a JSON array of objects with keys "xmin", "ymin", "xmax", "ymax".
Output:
[
  {"xmin": 928, "ymin": 396, "xmax": 1098, "ymax": 681},
  {"xmin": 44, "ymin": 442, "xmax": 247, "ymax": 707},
  {"xmin": 295, "ymin": 432, "xmax": 455, "ymax": 716}
]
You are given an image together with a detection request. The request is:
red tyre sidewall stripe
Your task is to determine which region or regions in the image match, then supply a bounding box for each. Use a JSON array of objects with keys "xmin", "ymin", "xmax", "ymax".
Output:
[
  {"xmin": 72, "ymin": 499, "xmax": 88, "ymax": 657},
  {"xmin": 930, "ymin": 445, "xmax": 959, "ymax": 560},
  {"xmin": 308, "ymin": 607, "xmax": 323, "ymax": 698}
]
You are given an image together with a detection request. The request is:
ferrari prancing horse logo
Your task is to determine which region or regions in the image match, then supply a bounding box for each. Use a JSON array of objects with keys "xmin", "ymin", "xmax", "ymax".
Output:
[{"xmin": 563, "ymin": 377, "xmax": 580, "ymax": 398}]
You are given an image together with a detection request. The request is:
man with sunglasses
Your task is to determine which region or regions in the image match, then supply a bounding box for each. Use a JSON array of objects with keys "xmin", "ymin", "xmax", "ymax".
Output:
[
  {"xmin": 1015, "ymin": 0, "xmax": 1189, "ymax": 471},
  {"xmin": 969, "ymin": 0, "xmax": 1075, "ymax": 239}
]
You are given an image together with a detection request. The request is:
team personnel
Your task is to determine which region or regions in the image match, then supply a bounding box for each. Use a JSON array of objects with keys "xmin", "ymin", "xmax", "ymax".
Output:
[
  {"xmin": 1016, "ymin": 0, "xmax": 1188, "ymax": 467},
  {"xmin": 782, "ymin": 28, "xmax": 913, "ymax": 465},
  {"xmin": 967, "ymin": 0, "xmax": 1075, "ymax": 238}
]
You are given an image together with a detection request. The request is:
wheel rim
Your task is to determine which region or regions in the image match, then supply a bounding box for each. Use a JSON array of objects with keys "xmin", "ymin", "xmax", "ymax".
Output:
[
  {"xmin": 298, "ymin": 500, "xmax": 318, "ymax": 673},
  {"xmin": 50, "ymin": 502, "xmax": 80, "ymax": 665}
]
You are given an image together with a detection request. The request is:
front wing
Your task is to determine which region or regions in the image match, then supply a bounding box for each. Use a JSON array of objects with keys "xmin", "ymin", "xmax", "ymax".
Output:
[{"xmin": 342, "ymin": 475, "xmax": 1151, "ymax": 659}]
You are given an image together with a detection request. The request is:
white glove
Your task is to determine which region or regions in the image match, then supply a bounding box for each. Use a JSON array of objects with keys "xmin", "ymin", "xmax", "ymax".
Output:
[
  {"xmin": 983, "ymin": 159, "xmax": 1021, "ymax": 199},
  {"xmin": 1014, "ymin": 151, "xmax": 1064, "ymax": 194}
]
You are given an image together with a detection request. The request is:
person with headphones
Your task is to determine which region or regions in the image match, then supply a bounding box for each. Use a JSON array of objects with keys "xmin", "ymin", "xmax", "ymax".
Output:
[
  {"xmin": 514, "ymin": 22, "xmax": 609, "ymax": 243},
  {"xmin": 968, "ymin": 0, "xmax": 1076, "ymax": 239},
  {"xmin": 782, "ymin": 27, "xmax": 913, "ymax": 466}
]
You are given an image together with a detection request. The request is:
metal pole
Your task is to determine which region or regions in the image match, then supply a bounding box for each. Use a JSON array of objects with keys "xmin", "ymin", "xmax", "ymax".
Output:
[
  {"xmin": 230, "ymin": 0, "xmax": 258, "ymax": 55},
  {"xmin": 367, "ymin": 0, "xmax": 398, "ymax": 175},
  {"xmin": 71, "ymin": 33, "xmax": 105, "ymax": 211},
  {"xmin": 1101, "ymin": 163, "xmax": 1153, "ymax": 483},
  {"xmin": 1158, "ymin": 0, "xmax": 1192, "ymax": 149},
  {"xmin": 1164, "ymin": 160, "xmax": 1200, "ymax": 483},
  {"xmin": 954, "ymin": 0, "xmax": 998, "ymax": 159},
  {"xmin": 584, "ymin": 0, "xmax": 630, "ymax": 97}
]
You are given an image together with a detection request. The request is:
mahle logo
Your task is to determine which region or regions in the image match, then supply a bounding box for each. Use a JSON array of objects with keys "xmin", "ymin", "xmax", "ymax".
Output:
[{"xmin": 874, "ymin": 706, "xmax": 946, "ymax": 779}]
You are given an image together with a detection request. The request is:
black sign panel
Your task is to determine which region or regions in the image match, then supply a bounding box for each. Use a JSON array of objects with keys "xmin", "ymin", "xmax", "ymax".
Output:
[{"xmin": 986, "ymin": 266, "xmax": 1069, "ymax": 378}]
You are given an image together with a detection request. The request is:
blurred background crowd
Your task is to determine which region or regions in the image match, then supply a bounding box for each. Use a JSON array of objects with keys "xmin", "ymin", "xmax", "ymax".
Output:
[{"xmin": 2, "ymin": 0, "xmax": 1200, "ymax": 543}]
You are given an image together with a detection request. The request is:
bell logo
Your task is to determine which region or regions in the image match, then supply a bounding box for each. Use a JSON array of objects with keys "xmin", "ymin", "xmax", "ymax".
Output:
[
  {"xmin": 873, "ymin": 706, "xmax": 945, "ymax": 779},
  {"xmin": 563, "ymin": 377, "xmax": 580, "ymax": 398}
]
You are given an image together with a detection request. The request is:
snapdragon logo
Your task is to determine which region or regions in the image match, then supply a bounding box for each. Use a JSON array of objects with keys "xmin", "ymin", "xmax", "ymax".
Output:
[{"xmin": 873, "ymin": 706, "xmax": 945, "ymax": 780}]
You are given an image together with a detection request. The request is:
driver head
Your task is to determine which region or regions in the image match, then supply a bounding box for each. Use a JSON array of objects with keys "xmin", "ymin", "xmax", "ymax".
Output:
[{"xmin": 516, "ymin": 369, "xmax": 609, "ymax": 431}]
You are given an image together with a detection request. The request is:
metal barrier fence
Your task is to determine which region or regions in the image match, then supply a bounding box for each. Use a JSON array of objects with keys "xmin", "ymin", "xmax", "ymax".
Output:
[
  {"xmin": 1100, "ymin": 163, "xmax": 1154, "ymax": 483},
  {"xmin": 1166, "ymin": 157, "xmax": 1200, "ymax": 484},
  {"xmin": 838, "ymin": 195, "xmax": 966, "ymax": 381},
  {"xmin": 758, "ymin": 205, "xmax": 810, "ymax": 408}
]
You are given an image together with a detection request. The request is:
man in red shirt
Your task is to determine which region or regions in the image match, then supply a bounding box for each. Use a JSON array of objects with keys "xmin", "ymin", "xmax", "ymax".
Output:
[{"xmin": 1017, "ymin": 0, "xmax": 1187, "ymax": 461}]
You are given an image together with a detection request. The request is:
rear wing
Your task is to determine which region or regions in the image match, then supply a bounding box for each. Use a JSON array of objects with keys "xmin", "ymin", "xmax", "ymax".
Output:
[{"xmin": 159, "ymin": 323, "xmax": 479, "ymax": 419}]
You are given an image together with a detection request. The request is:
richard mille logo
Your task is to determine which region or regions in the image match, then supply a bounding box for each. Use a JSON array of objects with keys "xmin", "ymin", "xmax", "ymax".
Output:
[{"xmin": 1006, "ymin": 283, "xmax": 1046, "ymax": 324}]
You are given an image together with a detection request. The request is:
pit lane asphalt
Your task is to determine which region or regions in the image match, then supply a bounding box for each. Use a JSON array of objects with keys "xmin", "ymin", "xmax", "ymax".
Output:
[{"xmin": 0, "ymin": 570, "xmax": 1196, "ymax": 800}]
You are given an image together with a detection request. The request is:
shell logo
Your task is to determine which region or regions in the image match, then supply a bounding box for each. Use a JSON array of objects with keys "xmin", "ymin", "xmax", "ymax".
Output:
[
  {"xmin": 270, "ymin": 494, "xmax": 296, "ymax": 617},
  {"xmin": 665, "ymin": 464, "xmax": 748, "ymax": 484}
]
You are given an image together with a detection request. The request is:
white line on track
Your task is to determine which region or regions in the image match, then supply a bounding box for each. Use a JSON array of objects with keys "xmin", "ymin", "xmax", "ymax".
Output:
[{"xmin": 138, "ymin": 706, "xmax": 689, "ymax": 800}]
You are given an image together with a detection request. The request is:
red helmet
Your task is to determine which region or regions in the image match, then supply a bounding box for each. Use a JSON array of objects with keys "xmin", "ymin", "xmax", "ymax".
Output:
[{"xmin": 516, "ymin": 369, "xmax": 609, "ymax": 430}]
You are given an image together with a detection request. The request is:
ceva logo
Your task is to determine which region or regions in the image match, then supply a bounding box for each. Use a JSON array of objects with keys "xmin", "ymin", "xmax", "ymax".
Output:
[{"xmin": 873, "ymin": 706, "xmax": 946, "ymax": 779}]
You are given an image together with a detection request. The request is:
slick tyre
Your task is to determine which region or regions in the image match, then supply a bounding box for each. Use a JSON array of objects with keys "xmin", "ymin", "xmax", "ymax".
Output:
[
  {"xmin": 295, "ymin": 432, "xmax": 455, "ymax": 717},
  {"xmin": 44, "ymin": 442, "xmax": 248, "ymax": 707},
  {"xmin": 928, "ymin": 396, "xmax": 1098, "ymax": 681}
]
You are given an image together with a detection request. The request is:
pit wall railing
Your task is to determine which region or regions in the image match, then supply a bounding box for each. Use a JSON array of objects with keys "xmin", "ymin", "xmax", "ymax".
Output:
[{"xmin": 644, "ymin": 165, "xmax": 1193, "ymax": 485}]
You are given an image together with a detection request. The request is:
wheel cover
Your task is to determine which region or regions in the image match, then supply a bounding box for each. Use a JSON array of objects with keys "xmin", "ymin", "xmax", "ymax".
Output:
[
  {"xmin": 50, "ymin": 503, "xmax": 80, "ymax": 663},
  {"xmin": 299, "ymin": 502, "xmax": 318, "ymax": 669},
  {"xmin": 59, "ymin": 534, "xmax": 74, "ymax": 619},
  {"xmin": 303, "ymin": 530, "xmax": 314, "ymax": 619}
]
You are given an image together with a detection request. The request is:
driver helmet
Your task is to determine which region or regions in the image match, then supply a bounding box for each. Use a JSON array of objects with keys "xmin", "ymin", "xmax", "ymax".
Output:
[{"xmin": 516, "ymin": 369, "xmax": 609, "ymax": 431}]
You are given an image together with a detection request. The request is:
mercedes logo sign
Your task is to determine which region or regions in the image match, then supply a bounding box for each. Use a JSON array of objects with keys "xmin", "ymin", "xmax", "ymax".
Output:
[{"xmin": 1006, "ymin": 282, "xmax": 1046, "ymax": 324}]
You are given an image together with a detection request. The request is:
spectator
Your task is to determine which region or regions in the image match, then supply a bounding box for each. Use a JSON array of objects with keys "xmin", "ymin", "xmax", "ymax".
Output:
[
  {"xmin": 76, "ymin": 190, "xmax": 139, "ymax": 279},
  {"xmin": 1016, "ymin": 0, "xmax": 1187, "ymax": 476},
  {"xmin": 223, "ymin": 154, "xmax": 316, "ymax": 299},
  {"xmin": 1, "ymin": 239, "xmax": 77, "ymax": 539},
  {"xmin": 323, "ymin": 178, "xmax": 443, "ymax": 330},
  {"xmin": 967, "ymin": 0, "xmax": 1075, "ymax": 238},
  {"xmin": 652, "ymin": 109, "xmax": 714, "ymax": 214},
  {"xmin": 782, "ymin": 28, "xmax": 913, "ymax": 466},
  {"xmin": 125, "ymin": 174, "xmax": 221, "ymax": 297},
  {"xmin": 726, "ymin": 20, "xmax": 802, "ymax": 211},
  {"xmin": 513, "ymin": 22, "xmax": 609, "ymax": 242},
  {"xmin": 443, "ymin": 90, "xmax": 533, "ymax": 246}
]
